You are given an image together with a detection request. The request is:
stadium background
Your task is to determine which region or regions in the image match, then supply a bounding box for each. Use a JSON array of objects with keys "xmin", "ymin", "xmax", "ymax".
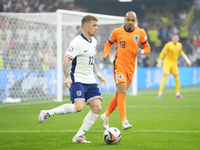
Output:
[
  {"xmin": 0, "ymin": 0, "xmax": 200, "ymax": 101},
  {"xmin": 0, "ymin": 1, "xmax": 200, "ymax": 150},
  {"xmin": 1, "ymin": 0, "xmax": 200, "ymax": 67}
]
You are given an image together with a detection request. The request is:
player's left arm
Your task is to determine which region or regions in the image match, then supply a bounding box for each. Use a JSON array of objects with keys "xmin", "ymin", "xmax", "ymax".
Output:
[
  {"xmin": 180, "ymin": 49, "xmax": 192, "ymax": 66},
  {"xmin": 137, "ymin": 42, "xmax": 151, "ymax": 55},
  {"xmin": 93, "ymin": 62, "xmax": 106, "ymax": 85},
  {"xmin": 137, "ymin": 29, "xmax": 151, "ymax": 55}
]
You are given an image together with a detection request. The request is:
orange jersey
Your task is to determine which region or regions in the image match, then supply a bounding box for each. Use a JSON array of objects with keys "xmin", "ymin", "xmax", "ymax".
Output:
[{"xmin": 104, "ymin": 25, "xmax": 150, "ymax": 73}]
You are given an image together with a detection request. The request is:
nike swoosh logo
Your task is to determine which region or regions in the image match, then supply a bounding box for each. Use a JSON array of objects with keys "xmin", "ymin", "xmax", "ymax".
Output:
[{"xmin": 84, "ymin": 50, "xmax": 88, "ymax": 53}]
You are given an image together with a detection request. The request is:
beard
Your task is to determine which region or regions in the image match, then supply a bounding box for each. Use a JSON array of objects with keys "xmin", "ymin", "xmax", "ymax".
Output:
[
  {"xmin": 127, "ymin": 27, "xmax": 132, "ymax": 31},
  {"xmin": 126, "ymin": 24, "xmax": 133, "ymax": 31}
]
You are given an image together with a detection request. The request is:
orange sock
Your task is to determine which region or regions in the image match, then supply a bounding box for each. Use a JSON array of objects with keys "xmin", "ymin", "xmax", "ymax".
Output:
[
  {"xmin": 117, "ymin": 94, "xmax": 127, "ymax": 122},
  {"xmin": 105, "ymin": 95, "xmax": 117, "ymax": 117}
]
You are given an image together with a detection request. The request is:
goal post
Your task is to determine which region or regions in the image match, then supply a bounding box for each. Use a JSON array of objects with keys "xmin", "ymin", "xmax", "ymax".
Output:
[
  {"xmin": 0, "ymin": 10, "xmax": 138, "ymax": 103},
  {"xmin": 56, "ymin": 9, "xmax": 138, "ymax": 101},
  {"xmin": 56, "ymin": 10, "xmax": 62, "ymax": 102},
  {"xmin": 132, "ymin": 22, "xmax": 138, "ymax": 96}
]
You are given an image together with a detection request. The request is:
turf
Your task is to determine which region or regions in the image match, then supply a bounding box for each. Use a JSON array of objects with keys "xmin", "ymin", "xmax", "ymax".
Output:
[{"xmin": 0, "ymin": 86, "xmax": 200, "ymax": 150}]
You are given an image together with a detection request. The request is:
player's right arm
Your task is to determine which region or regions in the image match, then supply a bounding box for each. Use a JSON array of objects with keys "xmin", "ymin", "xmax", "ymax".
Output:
[
  {"xmin": 103, "ymin": 29, "xmax": 117, "ymax": 61},
  {"xmin": 63, "ymin": 39, "xmax": 79, "ymax": 88},
  {"xmin": 156, "ymin": 45, "xmax": 167, "ymax": 68},
  {"xmin": 103, "ymin": 41, "xmax": 112, "ymax": 61},
  {"xmin": 63, "ymin": 56, "xmax": 72, "ymax": 88}
]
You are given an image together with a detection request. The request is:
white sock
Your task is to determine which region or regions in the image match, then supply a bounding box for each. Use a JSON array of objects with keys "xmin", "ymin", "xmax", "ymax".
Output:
[
  {"xmin": 75, "ymin": 110, "xmax": 98, "ymax": 137},
  {"xmin": 103, "ymin": 113, "xmax": 108, "ymax": 118},
  {"xmin": 48, "ymin": 104, "xmax": 76, "ymax": 116},
  {"xmin": 122, "ymin": 120, "xmax": 128, "ymax": 124}
]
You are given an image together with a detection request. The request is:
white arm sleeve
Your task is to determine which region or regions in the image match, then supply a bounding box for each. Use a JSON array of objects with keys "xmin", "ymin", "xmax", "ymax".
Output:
[{"xmin": 183, "ymin": 55, "xmax": 191, "ymax": 66}]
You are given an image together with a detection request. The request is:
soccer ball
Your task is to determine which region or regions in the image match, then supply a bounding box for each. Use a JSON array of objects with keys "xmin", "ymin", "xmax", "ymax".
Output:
[{"xmin": 103, "ymin": 127, "xmax": 121, "ymax": 145}]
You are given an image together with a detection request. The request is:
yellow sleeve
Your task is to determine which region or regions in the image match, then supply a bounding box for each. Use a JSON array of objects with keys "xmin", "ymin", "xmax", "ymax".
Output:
[
  {"xmin": 179, "ymin": 49, "xmax": 185, "ymax": 57},
  {"xmin": 158, "ymin": 46, "xmax": 167, "ymax": 60},
  {"xmin": 179, "ymin": 44, "xmax": 186, "ymax": 57},
  {"xmin": 180, "ymin": 50, "xmax": 186, "ymax": 57}
]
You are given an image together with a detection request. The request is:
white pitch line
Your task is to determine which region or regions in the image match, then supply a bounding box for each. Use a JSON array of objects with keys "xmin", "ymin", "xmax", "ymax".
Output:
[
  {"xmin": 1, "ymin": 104, "xmax": 199, "ymax": 108},
  {"xmin": 126, "ymin": 106, "xmax": 200, "ymax": 108},
  {"xmin": 0, "ymin": 99, "xmax": 70, "ymax": 108},
  {"xmin": 0, "ymin": 130, "xmax": 199, "ymax": 133}
]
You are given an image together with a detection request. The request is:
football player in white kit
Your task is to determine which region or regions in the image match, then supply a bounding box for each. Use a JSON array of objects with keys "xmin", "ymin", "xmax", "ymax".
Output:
[{"xmin": 38, "ymin": 15, "xmax": 106, "ymax": 143}]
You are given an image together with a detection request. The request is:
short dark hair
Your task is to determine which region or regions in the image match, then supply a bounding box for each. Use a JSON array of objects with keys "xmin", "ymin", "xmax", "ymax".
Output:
[{"xmin": 81, "ymin": 15, "xmax": 98, "ymax": 27}]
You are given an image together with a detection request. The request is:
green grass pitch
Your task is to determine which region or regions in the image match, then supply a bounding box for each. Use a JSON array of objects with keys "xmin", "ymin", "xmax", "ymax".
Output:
[{"xmin": 0, "ymin": 86, "xmax": 200, "ymax": 150}]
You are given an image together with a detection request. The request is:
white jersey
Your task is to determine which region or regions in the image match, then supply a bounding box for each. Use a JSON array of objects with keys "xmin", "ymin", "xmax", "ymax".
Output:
[{"xmin": 65, "ymin": 33, "xmax": 97, "ymax": 84}]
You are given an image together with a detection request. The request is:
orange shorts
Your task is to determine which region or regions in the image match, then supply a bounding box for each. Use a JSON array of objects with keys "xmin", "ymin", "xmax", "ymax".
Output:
[{"xmin": 112, "ymin": 67, "xmax": 134, "ymax": 90}]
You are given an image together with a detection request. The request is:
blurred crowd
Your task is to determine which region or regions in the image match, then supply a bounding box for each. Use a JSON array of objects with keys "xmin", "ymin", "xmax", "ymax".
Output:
[
  {"xmin": 1, "ymin": 0, "xmax": 88, "ymax": 13},
  {"xmin": 138, "ymin": 8, "xmax": 200, "ymax": 67},
  {"xmin": 0, "ymin": 16, "xmax": 58, "ymax": 70},
  {"xmin": 188, "ymin": 31, "xmax": 200, "ymax": 66},
  {"xmin": 0, "ymin": 0, "xmax": 200, "ymax": 71}
]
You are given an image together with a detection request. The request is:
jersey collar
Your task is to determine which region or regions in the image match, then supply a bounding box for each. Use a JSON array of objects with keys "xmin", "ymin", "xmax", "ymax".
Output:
[
  {"xmin": 80, "ymin": 33, "xmax": 92, "ymax": 43},
  {"xmin": 124, "ymin": 25, "xmax": 135, "ymax": 32}
]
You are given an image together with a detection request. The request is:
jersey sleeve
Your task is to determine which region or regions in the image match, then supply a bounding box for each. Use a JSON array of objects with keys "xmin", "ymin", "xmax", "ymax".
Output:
[
  {"xmin": 140, "ymin": 29, "xmax": 148, "ymax": 45},
  {"xmin": 179, "ymin": 43, "xmax": 186, "ymax": 57},
  {"xmin": 158, "ymin": 44, "xmax": 167, "ymax": 60},
  {"xmin": 104, "ymin": 28, "xmax": 117, "ymax": 55},
  {"xmin": 108, "ymin": 28, "xmax": 117, "ymax": 44},
  {"xmin": 140, "ymin": 28, "xmax": 151, "ymax": 54},
  {"xmin": 104, "ymin": 41, "xmax": 113, "ymax": 55},
  {"xmin": 65, "ymin": 39, "xmax": 80, "ymax": 59}
]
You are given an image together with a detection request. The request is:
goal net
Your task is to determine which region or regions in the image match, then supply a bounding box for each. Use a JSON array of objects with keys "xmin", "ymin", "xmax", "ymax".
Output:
[{"xmin": 0, "ymin": 10, "xmax": 137, "ymax": 103}]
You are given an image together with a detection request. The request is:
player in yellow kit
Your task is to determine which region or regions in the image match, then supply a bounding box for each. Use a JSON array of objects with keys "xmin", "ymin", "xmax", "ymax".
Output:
[{"xmin": 156, "ymin": 34, "xmax": 191, "ymax": 99}]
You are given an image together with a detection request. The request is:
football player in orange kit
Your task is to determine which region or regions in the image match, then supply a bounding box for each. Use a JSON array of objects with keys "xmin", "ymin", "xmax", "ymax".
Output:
[{"xmin": 100, "ymin": 11, "xmax": 151, "ymax": 130}]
